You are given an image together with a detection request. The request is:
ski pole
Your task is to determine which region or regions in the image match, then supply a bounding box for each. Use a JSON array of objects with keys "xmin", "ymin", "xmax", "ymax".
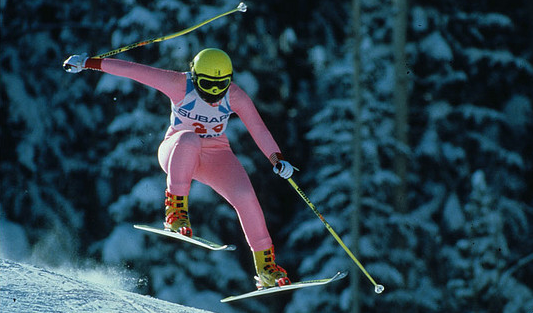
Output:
[
  {"xmin": 285, "ymin": 177, "xmax": 385, "ymax": 294},
  {"xmin": 93, "ymin": 2, "xmax": 247, "ymax": 58}
]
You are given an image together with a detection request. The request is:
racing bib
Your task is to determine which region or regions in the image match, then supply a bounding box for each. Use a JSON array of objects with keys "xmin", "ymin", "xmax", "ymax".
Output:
[{"xmin": 170, "ymin": 73, "xmax": 233, "ymax": 138}]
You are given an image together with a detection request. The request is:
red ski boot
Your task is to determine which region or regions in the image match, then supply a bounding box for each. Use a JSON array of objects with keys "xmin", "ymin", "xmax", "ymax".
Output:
[{"xmin": 164, "ymin": 190, "xmax": 193, "ymax": 237}]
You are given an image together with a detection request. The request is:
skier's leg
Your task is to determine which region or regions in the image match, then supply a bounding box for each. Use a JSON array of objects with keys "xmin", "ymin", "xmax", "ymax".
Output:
[
  {"xmin": 158, "ymin": 130, "xmax": 200, "ymax": 235},
  {"xmin": 194, "ymin": 148, "xmax": 272, "ymax": 251},
  {"xmin": 158, "ymin": 130, "xmax": 201, "ymax": 195},
  {"xmin": 195, "ymin": 147, "xmax": 290, "ymax": 287}
]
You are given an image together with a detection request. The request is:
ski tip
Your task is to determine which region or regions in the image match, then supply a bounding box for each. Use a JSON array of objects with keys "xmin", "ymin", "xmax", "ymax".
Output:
[
  {"xmin": 224, "ymin": 245, "xmax": 237, "ymax": 251},
  {"xmin": 336, "ymin": 270, "xmax": 349, "ymax": 280},
  {"xmin": 133, "ymin": 224, "xmax": 149, "ymax": 230}
]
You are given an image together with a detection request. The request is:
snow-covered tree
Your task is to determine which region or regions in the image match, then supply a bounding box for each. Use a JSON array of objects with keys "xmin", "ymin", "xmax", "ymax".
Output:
[
  {"xmin": 2, "ymin": 1, "xmax": 532, "ymax": 312},
  {"xmin": 440, "ymin": 171, "xmax": 533, "ymax": 312},
  {"xmin": 1, "ymin": 0, "xmax": 121, "ymax": 266},
  {"xmin": 410, "ymin": 1, "xmax": 533, "ymax": 312},
  {"xmin": 286, "ymin": 0, "xmax": 533, "ymax": 312}
]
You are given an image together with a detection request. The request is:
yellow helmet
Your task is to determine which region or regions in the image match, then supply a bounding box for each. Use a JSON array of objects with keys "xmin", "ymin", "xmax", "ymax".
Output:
[{"xmin": 190, "ymin": 48, "xmax": 233, "ymax": 103}]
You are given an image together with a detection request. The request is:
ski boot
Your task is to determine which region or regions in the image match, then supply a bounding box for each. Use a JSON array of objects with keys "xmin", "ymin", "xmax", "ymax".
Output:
[
  {"xmin": 253, "ymin": 245, "xmax": 291, "ymax": 289},
  {"xmin": 164, "ymin": 190, "xmax": 193, "ymax": 237}
]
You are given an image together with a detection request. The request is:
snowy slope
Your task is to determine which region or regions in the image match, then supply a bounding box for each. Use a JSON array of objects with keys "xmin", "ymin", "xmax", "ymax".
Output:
[{"xmin": 0, "ymin": 259, "xmax": 214, "ymax": 313}]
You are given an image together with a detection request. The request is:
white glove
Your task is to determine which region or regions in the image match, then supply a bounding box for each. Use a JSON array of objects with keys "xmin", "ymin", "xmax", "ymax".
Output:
[
  {"xmin": 273, "ymin": 161, "xmax": 295, "ymax": 179},
  {"xmin": 63, "ymin": 54, "xmax": 88, "ymax": 73}
]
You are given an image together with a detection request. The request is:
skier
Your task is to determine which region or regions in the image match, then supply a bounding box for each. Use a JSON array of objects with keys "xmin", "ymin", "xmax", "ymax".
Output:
[{"xmin": 63, "ymin": 48, "xmax": 293, "ymax": 288}]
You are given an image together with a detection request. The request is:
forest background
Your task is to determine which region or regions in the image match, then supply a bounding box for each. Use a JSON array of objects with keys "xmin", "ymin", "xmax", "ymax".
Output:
[{"xmin": 1, "ymin": 0, "xmax": 533, "ymax": 312}]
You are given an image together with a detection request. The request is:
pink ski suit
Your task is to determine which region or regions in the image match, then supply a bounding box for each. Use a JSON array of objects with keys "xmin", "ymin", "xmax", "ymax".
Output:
[{"xmin": 86, "ymin": 58, "xmax": 284, "ymax": 252}]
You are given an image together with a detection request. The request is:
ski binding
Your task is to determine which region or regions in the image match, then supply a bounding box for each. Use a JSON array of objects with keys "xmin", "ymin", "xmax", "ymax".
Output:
[
  {"xmin": 134, "ymin": 225, "xmax": 236, "ymax": 251},
  {"xmin": 220, "ymin": 270, "xmax": 348, "ymax": 302}
]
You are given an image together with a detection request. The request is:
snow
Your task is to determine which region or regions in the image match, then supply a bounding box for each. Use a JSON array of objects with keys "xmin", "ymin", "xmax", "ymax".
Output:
[
  {"xmin": 374, "ymin": 63, "xmax": 395, "ymax": 95},
  {"xmin": 96, "ymin": 74, "xmax": 134, "ymax": 94},
  {"xmin": 442, "ymin": 193, "xmax": 464, "ymax": 232},
  {"xmin": 3, "ymin": 1, "xmax": 533, "ymax": 312},
  {"xmin": 367, "ymin": 261, "xmax": 404, "ymax": 287},
  {"xmin": 160, "ymin": 37, "xmax": 191, "ymax": 61},
  {"xmin": 1, "ymin": 72, "xmax": 44, "ymax": 172},
  {"xmin": 279, "ymin": 28, "xmax": 297, "ymax": 53},
  {"xmin": 0, "ymin": 259, "xmax": 214, "ymax": 313},
  {"xmin": 416, "ymin": 127, "xmax": 439, "ymax": 157},
  {"xmin": 107, "ymin": 177, "xmax": 165, "ymax": 222},
  {"xmin": 504, "ymin": 95, "xmax": 532, "ymax": 132},
  {"xmin": 456, "ymin": 11, "xmax": 513, "ymax": 29},
  {"xmin": 0, "ymin": 219, "xmax": 30, "ymax": 261},
  {"xmin": 464, "ymin": 48, "xmax": 533, "ymax": 73},
  {"xmin": 427, "ymin": 101, "xmax": 452, "ymax": 121},
  {"xmin": 102, "ymin": 224, "xmax": 145, "ymax": 264},
  {"xmin": 411, "ymin": 6, "xmax": 428, "ymax": 33},
  {"xmin": 233, "ymin": 71, "xmax": 259, "ymax": 98},
  {"xmin": 308, "ymin": 45, "xmax": 327, "ymax": 74},
  {"xmin": 459, "ymin": 103, "xmax": 504, "ymax": 124},
  {"xmin": 419, "ymin": 31, "xmax": 453, "ymax": 61},
  {"xmin": 441, "ymin": 142, "xmax": 465, "ymax": 163},
  {"xmin": 117, "ymin": 7, "xmax": 163, "ymax": 33}
]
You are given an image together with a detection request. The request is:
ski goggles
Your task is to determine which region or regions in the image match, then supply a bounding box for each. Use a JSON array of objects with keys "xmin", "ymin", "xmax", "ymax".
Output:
[{"xmin": 196, "ymin": 75, "xmax": 232, "ymax": 95}]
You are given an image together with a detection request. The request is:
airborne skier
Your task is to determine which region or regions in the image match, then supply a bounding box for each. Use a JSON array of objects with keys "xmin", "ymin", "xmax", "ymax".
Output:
[{"xmin": 63, "ymin": 48, "xmax": 293, "ymax": 288}]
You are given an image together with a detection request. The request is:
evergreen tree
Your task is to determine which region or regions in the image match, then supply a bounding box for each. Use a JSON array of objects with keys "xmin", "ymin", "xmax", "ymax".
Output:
[
  {"xmin": 1, "ymin": 0, "xmax": 120, "ymax": 265},
  {"xmin": 2, "ymin": 1, "xmax": 532, "ymax": 312},
  {"xmin": 285, "ymin": 0, "xmax": 424, "ymax": 311},
  {"xmin": 440, "ymin": 171, "xmax": 533, "ymax": 312},
  {"xmin": 410, "ymin": 2, "xmax": 533, "ymax": 311}
]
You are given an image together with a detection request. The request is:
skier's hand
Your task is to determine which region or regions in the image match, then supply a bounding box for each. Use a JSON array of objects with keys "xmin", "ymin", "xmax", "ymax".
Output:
[
  {"xmin": 63, "ymin": 54, "xmax": 88, "ymax": 73},
  {"xmin": 274, "ymin": 161, "xmax": 295, "ymax": 179}
]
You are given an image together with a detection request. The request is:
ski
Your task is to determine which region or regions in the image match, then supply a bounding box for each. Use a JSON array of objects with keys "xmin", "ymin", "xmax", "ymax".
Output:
[
  {"xmin": 134, "ymin": 225, "xmax": 236, "ymax": 251},
  {"xmin": 220, "ymin": 271, "xmax": 348, "ymax": 302}
]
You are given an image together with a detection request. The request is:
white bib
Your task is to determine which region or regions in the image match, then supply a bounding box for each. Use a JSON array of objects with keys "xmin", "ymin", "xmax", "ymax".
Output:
[{"xmin": 170, "ymin": 73, "xmax": 233, "ymax": 138}]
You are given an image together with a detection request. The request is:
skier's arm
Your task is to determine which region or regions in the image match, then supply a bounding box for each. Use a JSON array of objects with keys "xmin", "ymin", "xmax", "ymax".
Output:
[
  {"xmin": 63, "ymin": 55, "xmax": 183, "ymax": 98},
  {"xmin": 230, "ymin": 85, "xmax": 295, "ymax": 178}
]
